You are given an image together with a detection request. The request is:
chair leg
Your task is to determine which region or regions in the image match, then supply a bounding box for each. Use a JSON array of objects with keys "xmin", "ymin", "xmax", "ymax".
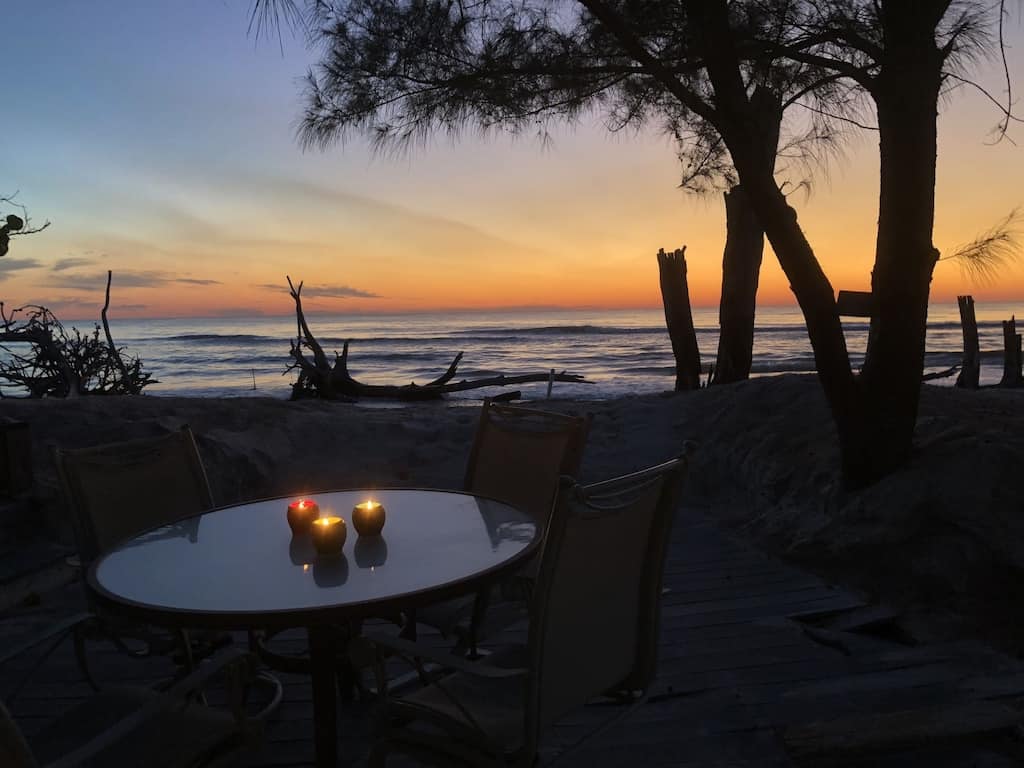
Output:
[
  {"xmin": 73, "ymin": 623, "xmax": 101, "ymax": 691},
  {"xmin": 467, "ymin": 588, "xmax": 491, "ymax": 659}
]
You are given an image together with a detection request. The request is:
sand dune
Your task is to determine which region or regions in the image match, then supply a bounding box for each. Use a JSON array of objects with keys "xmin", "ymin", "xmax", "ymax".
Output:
[{"xmin": 7, "ymin": 374, "xmax": 1024, "ymax": 650}]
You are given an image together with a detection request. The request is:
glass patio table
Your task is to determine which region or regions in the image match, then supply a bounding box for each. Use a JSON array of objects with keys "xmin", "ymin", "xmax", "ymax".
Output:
[{"xmin": 87, "ymin": 488, "xmax": 540, "ymax": 768}]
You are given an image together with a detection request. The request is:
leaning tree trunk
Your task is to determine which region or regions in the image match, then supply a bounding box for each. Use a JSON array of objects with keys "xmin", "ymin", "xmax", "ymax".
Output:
[
  {"xmin": 692, "ymin": 3, "xmax": 864, "ymax": 482},
  {"xmin": 712, "ymin": 88, "xmax": 779, "ymax": 387},
  {"xmin": 657, "ymin": 247, "xmax": 702, "ymax": 390},
  {"xmin": 712, "ymin": 185, "xmax": 765, "ymax": 385},
  {"xmin": 858, "ymin": 12, "xmax": 945, "ymax": 484}
]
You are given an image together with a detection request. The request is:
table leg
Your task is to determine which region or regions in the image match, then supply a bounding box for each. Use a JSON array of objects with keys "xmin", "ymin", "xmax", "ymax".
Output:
[{"xmin": 308, "ymin": 625, "xmax": 338, "ymax": 768}]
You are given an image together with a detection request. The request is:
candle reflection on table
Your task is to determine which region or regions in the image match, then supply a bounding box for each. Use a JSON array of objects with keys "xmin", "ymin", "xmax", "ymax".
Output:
[
  {"xmin": 312, "ymin": 555, "xmax": 349, "ymax": 587},
  {"xmin": 354, "ymin": 536, "xmax": 388, "ymax": 569},
  {"xmin": 289, "ymin": 535, "xmax": 317, "ymax": 566}
]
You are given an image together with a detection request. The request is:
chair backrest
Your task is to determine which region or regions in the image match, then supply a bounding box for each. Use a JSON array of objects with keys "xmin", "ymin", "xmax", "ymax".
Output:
[
  {"xmin": 463, "ymin": 399, "xmax": 591, "ymax": 524},
  {"xmin": 524, "ymin": 454, "xmax": 689, "ymax": 751},
  {"xmin": 53, "ymin": 425, "xmax": 214, "ymax": 565},
  {"xmin": 0, "ymin": 700, "xmax": 35, "ymax": 768}
]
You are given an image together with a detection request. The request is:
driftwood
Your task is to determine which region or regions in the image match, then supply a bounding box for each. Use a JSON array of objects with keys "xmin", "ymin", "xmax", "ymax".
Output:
[
  {"xmin": 922, "ymin": 365, "xmax": 960, "ymax": 382},
  {"xmin": 0, "ymin": 273, "xmax": 153, "ymax": 397},
  {"xmin": 0, "ymin": 306, "xmax": 83, "ymax": 397},
  {"xmin": 285, "ymin": 276, "xmax": 588, "ymax": 401},
  {"xmin": 657, "ymin": 247, "xmax": 701, "ymax": 391},
  {"xmin": 1000, "ymin": 316, "xmax": 1023, "ymax": 387},
  {"xmin": 955, "ymin": 295, "xmax": 980, "ymax": 389}
]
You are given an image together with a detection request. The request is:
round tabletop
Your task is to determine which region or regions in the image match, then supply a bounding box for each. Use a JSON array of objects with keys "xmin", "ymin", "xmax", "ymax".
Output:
[{"xmin": 87, "ymin": 489, "xmax": 539, "ymax": 628}]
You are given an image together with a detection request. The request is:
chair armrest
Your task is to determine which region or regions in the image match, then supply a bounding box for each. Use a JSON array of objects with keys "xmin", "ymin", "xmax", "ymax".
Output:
[
  {"xmin": 44, "ymin": 646, "xmax": 255, "ymax": 768},
  {"xmin": 0, "ymin": 612, "xmax": 94, "ymax": 666},
  {"xmin": 361, "ymin": 630, "xmax": 527, "ymax": 679}
]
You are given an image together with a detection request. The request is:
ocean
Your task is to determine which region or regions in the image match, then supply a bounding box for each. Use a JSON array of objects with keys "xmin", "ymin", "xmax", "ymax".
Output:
[{"xmin": 50, "ymin": 302, "xmax": 1024, "ymax": 400}]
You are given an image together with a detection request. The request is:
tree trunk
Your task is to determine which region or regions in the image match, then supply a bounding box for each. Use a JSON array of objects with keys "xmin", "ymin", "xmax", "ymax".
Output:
[
  {"xmin": 691, "ymin": 3, "xmax": 864, "ymax": 481},
  {"xmin": 712, "ymin": 185, "xmax": 764, "ymax": 385},
  {"xmin": 858, "ymin": 7, "xmax": 944, "ymax": 482},
  {"xmin": 657, "ymin": 247, "xmax": 702, "ymax": 390},
  {"xmin": 1000, "ymin": 316, "xmax": 1022, "ymax": 387},
  {"xmin": 955, "ymin": 295, "xmax": 979, "ymax": 389}
]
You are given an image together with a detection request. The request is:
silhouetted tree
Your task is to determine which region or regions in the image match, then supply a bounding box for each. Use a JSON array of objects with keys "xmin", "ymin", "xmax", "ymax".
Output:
[
  {"xmin": 259, "ymin": 0, "xmax": 1017, "ymax": 487},
  {"xmin": 254, "ymin": 0, "xmax": 855, "ymax": 391},
  {"xmin": 0, "ymin": 194, "xmax": 49, "ymax": 258}
]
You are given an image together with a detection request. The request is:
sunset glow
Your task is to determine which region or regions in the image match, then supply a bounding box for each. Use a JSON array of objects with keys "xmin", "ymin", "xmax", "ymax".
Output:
[{"xmin": 6, "ymin": 2, "xmax": 1023, "ymax": 320}]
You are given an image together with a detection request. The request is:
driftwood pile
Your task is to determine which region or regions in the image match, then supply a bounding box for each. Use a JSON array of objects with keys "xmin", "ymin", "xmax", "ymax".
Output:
[
  {"xmin": 0, "ymin": 272, "xmax": 154, "ymax": 397},
  {"xmin": 285, "ymin": 277, "xmax": 588, "ymax": 401}
]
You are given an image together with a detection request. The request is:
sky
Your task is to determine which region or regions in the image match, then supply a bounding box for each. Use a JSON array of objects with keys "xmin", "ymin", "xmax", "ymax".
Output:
[{"xmin": 4, "ymin": 1, "xmax": 1024, "ymax": 319}]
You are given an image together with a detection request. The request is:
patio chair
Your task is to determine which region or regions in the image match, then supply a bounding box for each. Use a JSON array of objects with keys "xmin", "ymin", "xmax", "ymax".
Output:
[
  {"xmin": 1, "ymin": 612, "xmax": 278, "ymax": 768},
  {"xmin": 52, "ymin": 426, "xmax": 224, "ymax": 678},
  {"xmin": 53, "ymin": 425, "xmax": 214, "ymax": 565},
  {"xmin": 362, "ymin": 453, "xmax": 689, "ymax": 767},
  {"xmin": 411, "ymin": 399, "xmax": 592, "ymax": 650}
]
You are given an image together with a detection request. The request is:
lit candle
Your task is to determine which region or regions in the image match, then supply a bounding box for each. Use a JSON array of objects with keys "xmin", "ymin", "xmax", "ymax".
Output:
[
  {"xmin": 352, "ymin": 500, "xmax": 386, "ymax": 536},
  {"xmin": 311, "ymin": 516, "xmax": 347, "ymax": 555},
  {"xmin": 286, "ymin": 498, "xmax": 320, "ymax": 534}
]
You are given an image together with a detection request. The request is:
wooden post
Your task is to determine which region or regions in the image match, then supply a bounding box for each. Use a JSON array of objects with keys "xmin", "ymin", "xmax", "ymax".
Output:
[
  {"xmin": 955, "ymin": 295, "xmax": 980, "ymax": 389},
  {"xmin": 657, "ymin": 247, "xmax": 702, "ymax": 391},
  {"xmin": 546, "ymin": 368, "xmax": 554, "ymax": 399},
  {"xmin": 1000, "ymin": 316, "xmax": 1023, "ymax": 387}
]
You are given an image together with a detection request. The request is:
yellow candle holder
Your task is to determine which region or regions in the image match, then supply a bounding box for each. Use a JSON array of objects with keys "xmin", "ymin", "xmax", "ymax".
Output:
[
  {"xmin": 352, "ymin": 501, "xmax": 386, "ymax": 536},
  {"xmin": 287, "ymin": 498, "xmax": 320, "ymax": 534},
  {"xmin": 311, "ymin": 516, "xmax": 347, "ymax": 555}
]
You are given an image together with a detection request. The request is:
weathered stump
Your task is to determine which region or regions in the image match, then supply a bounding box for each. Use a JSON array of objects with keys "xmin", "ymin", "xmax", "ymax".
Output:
[
  {"xmin": 1000, "ymin": 316, "xmax": 1022, "ymax": 387},
  {"xmin": 955, "ymin": 295, "xmax": 980, "ymax": 389},
  {"xmin": 657, "ymin": 247, "xmax": 702, "ymax": 391}
]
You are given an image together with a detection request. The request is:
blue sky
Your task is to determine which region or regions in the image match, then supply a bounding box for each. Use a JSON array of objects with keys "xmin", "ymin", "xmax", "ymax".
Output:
[{"xmin": 5, "ymin": 1, "xmax": 1024, "ymax": 317}]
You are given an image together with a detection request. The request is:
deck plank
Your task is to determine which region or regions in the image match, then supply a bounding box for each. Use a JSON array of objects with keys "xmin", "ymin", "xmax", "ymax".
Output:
[{"xmin": 4, "ymin": 500, "xmax": 1023, "ymax": 766}]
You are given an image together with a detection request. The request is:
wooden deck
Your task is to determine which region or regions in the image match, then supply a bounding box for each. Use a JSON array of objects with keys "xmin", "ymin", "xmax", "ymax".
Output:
[{"xmin": 4, "ymin": 498, "xmax": 1024, "ymax": 766}]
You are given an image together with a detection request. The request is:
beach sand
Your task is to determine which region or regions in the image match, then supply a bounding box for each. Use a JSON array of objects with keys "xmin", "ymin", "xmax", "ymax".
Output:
[{"xmin": 6, "ymin": 374, "xmax": 1024, "ymax": 652}]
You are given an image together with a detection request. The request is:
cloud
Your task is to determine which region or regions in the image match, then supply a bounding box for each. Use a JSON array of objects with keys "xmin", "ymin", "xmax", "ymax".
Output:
[
  {"xmin": 48, "ymin": 270, "xmax": 221, "ymax": 290},
  {"xmin": 24, "ymin": 296, "xmax": 149, "ymax": 317},
  {"xmin": 230, "ymin": 173, "xmax": 554, "ymax": 261},
  {"xmin": 0, "ymin": 258, "xmax": 43, "ymax": 274},
  {"xmin": 256, "ymin": 282, "xmax": 380, "ymax": 299},
  {"xmin": 175, "ymin": 277, "xmax": 222, "ymax": 286},
  {"xmin": 52, "ymin": 257, "xmax": 98, "ymax": 272}
]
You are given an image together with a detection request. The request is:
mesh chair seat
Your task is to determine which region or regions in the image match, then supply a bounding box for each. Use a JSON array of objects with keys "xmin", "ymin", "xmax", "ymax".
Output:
[
  {"xmin": 370, "ymin": 454, "xmax": 691, "ymax": 767},
  {"xmin": 52, "ymin": 426, "xmax": 230, "ymax": 680},
  {"xmin": 392, "ymin": 645, "xmax": 530, "ymax": 756},
  {"xmin": 30, "ymin": 686, "xmax": 252, "ymax": 768},
  {"xmin": 413, "ymin": 400, "xmax": 591, "ymax": 649},
  {"xmin": 53, "ymin": 426, "xmax": 214, "ymax": 565},
  {"xmin": 2, "ymin": 619, "xmax": 278, "ymax": 768}
]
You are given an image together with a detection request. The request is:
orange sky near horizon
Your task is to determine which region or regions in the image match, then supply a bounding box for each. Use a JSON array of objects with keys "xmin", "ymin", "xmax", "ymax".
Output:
[{"xmin": 5, "ymin": 3, "xmax": 1024, "ymax": 321}]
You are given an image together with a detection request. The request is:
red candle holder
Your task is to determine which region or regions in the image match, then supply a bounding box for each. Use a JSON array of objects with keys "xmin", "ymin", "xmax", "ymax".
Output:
[{"xmin": 287, "ymin": 498, "xmax": 320, "ymax": 534}]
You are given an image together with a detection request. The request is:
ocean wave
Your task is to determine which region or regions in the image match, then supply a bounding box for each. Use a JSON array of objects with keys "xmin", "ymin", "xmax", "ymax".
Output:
[{"xmin": 163, "ymin": 333, "xmax": 279, "ymax": 344}]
